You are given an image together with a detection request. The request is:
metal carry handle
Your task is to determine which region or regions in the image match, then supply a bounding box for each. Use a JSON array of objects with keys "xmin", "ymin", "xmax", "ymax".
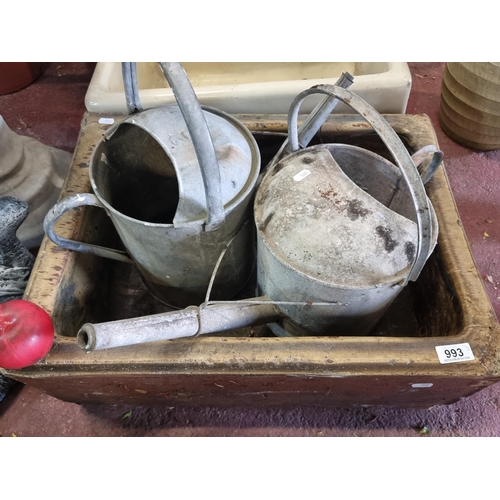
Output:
[
  {"xmin": 121, "ymin": 62, "xmax": 225, "ymax": 231},
  {"xmin": 43, "ymin": 193, "xmax": 133, "ymax": 263},
  {"xmin": 158, "ymin": 62, "xmax": 225, "ymax": 231},
  {"xmin": 287, "ymin": 84, "xmax": 433, "ymax": 283},
  {"xmin": 266, "ymin": 72, "xmax": 354, "ymax": 172}
]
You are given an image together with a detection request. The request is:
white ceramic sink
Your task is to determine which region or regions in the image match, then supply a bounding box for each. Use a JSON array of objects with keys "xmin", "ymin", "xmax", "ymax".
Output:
[{"xmin": 85, "ymin": 62, "xmax": 412, "ymax": 115}]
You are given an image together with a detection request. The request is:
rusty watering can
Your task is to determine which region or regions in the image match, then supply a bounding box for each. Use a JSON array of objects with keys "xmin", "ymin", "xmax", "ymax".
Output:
[
  {"xmin": 44, "ymin": 62, "xmax": 260, "ymax": 308},
  {"xmin": 75, "ymin": 83, "xmax": 443, "ymax": 352}
]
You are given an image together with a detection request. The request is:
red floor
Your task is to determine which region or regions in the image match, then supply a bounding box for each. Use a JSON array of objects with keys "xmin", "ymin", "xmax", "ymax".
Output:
[{"xmin": 1, "ymin": 62, "xmax": 500, "ymax": 436}]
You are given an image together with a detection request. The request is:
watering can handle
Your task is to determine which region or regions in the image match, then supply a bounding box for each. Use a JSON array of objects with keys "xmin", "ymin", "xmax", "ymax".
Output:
[
  {"xmin": 287, "ymin": 85, "xmax": 433, "ymax": 283},
  {"xmin": 43, "ymin": 193, "xmax": 133, "ymax": 264},
  {"xmin": 158, "ymin": 62, "xmax": 225, "ymax": 232}
]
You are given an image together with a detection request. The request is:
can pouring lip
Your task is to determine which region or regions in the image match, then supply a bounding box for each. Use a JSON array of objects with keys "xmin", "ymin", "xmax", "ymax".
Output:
[
  {"xmin": 117, "ymin": 62, "xmax": 261, "ymax": 232},
  {"xmin": 282, "ymin": 84, "xmax": 435, "ymax": 284},
  {"xmin": 96, "ymin": 104, "xmax": 260, "ymax": 229},
  {"xmin": 254, "ymin": 144, "xmax": 429, "ymax": 290}
]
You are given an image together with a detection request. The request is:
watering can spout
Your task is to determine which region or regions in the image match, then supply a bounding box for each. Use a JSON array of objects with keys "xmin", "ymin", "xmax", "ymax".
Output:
[{"xmin": 77, "ymin": 298, "xmax": 281, "ymax": 352}]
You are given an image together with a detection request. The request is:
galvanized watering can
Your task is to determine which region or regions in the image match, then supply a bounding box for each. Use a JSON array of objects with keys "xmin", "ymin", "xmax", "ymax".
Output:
[
  {"xmin": 255, "ymin": 85, "xmax": 441, "ymax": 337},
  {"xmin": 44, "ymin": 63, "xmax": 261, "ymax": 308},
  {"xmin": 76, "ymin": 83, "xmax": 443, "ymax": 352}
]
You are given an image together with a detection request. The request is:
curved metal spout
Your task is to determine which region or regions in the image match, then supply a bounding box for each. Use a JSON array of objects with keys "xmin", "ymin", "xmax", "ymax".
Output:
[
  {"xmin": 77, "ymin": 298, "xmax": 280, "ymax": 352},
  {"xmin": 121, "ymin": 62, "xmax": 143, "ymax": 114}
]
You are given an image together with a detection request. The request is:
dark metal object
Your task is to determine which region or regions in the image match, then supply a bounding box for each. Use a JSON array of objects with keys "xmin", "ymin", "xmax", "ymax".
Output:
[
  {"xmin": 0, "ymin": 196, "xmax": 34, "ymax": 402},
  {"xmin": 0, "ymin": 196, "xmax": 34, "ymax": 303}
]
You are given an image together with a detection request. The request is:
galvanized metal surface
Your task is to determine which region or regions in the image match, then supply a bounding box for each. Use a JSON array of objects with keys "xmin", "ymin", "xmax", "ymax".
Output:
[
  {"xmin": 253, "ymin": 143, "xmax": 438, "ymax": 337},
  {"xmin": 276, "ymin": 71, "xmax": 354, "ymax": 160},
  {"xmin": 287, "ymin": 86, "xmax": 434, "ymax": 284},
  {"xmin": 44, "ymin": 70, "xmax": 261, "ymax": 308},
  {"xmin": 252, "ymin": 86, "xmax": 440, "ymax": 336},
  {"xmin": 158, "ymin": 62, "xmax": 225, "ymax": 230},
  {"xmin": 102, "ymin": 105, "xmax": 257, "ymax": 226},
  {"xmin": 121, "ymin": 62, "xmax": 143, "ymax": 114},
  {"xmin": 255, "ymin": 145, "xmax": 420, "ymax": 336},
  {"xmin": 411, "ymin": 145, "xmax": 444, "ymax": 185},
  {"xmin": 78, "ymin": 298, "xmax": 280, "ymax": 352}
]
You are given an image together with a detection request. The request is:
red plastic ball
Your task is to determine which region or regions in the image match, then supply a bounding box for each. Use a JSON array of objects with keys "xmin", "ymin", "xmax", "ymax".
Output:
[{"xmin": 0, "ymin": 299, "xmax": 54, "ymax": 369}]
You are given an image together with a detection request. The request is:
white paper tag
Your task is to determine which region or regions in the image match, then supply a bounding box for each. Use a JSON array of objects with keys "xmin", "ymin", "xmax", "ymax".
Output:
[
  {"xmin": 435, "ymin": 343, "xmax": 474, "ymax": 364},
  {"xmin": 98, "ymin": 117, "xmax": 115, "ymax": 125},
  {"xmin": 293, "ymin": 169, "xmax": 311, "ymax": 182}
]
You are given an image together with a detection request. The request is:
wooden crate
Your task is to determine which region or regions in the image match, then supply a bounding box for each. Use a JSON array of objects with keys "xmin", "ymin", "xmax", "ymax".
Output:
[{"xmin": 5, "ymin": 112, "xmax": 500, "ymax": 409}]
